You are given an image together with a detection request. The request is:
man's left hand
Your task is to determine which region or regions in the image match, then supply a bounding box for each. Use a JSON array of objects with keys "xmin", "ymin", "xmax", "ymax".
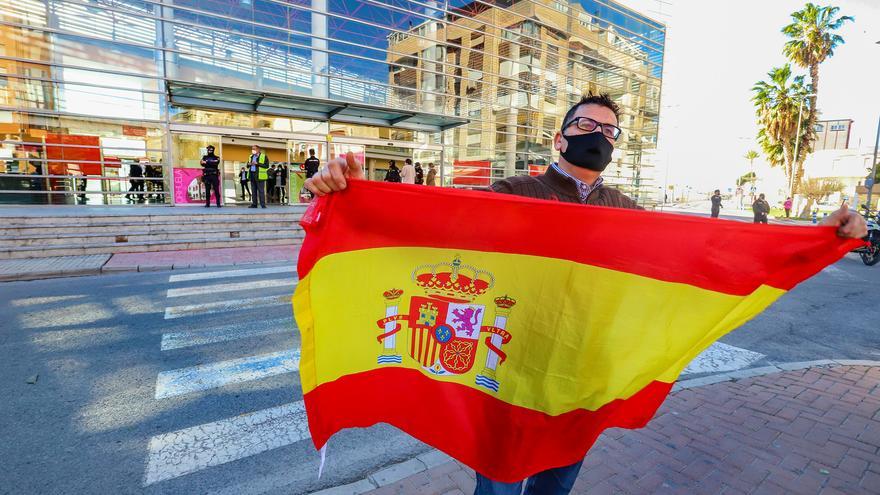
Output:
[{"xmin": 819, "ymin": 203, "xmax": 868, "ymax": 239}]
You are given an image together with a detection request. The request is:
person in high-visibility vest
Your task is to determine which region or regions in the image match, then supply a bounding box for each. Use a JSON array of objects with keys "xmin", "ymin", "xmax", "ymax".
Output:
[{"xmin": 248, "ymin": 144, "xmax": 269, "ymax": 208}]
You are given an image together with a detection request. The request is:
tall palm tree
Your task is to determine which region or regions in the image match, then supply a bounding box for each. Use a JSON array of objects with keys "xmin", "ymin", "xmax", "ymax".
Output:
[
  {"xmin": 782, "ymin": 3, "xmax": 853, "ymax": 151},
  {"xmin": 752, "ymin": 64, "xmax": 811, "ymax": 194},
  {"xmin": 744, "ymin": 150, "xmax": 759, "ymax": 173}
]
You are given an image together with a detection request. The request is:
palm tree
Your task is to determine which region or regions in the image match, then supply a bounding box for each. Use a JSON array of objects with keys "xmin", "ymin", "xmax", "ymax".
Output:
[
  {"xmin": 782, "ymin": 3, "xmax": 853, "ymax": 151},
  {"xmin": 752, "ymin": 64, "xmax": 811, "ymax": 194}
]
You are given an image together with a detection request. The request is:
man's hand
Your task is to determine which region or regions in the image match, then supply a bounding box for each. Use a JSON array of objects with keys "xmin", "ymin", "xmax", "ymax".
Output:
[
  {"xmin": 819, "ymin": 203, "xmax": 868, "ymax": 239},
  {"xmin": 305, "ymin": 152, "xmax": 364, "ymax": 197}
]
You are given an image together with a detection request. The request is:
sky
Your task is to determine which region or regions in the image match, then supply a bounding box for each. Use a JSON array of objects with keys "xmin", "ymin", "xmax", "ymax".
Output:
[{"xmin": 617, "ymin": 0, "xmax": 880, "ymax": 192}]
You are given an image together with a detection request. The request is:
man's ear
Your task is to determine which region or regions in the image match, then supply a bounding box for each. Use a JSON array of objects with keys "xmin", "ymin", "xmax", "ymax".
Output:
[{"xmin": 553, "ymin": 131, "xmax": 566, "ymax": 153}]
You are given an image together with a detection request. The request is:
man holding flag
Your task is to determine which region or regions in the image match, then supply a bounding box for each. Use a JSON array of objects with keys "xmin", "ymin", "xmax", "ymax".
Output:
[{"xmin": 303, "ymin": 94, "xmax": 866, "ymax": 495}]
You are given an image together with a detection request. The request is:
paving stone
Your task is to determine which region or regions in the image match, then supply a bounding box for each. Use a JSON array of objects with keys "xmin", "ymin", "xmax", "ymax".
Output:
[{"xmin": 357, "ymin": 365, "xmax": 880, "ymax": 495}]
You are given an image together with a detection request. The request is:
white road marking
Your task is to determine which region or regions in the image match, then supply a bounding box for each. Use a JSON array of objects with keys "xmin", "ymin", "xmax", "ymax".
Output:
[
  {"xmin": 166, "ymin": 278, "xmax": 297, "ymax": 298},
  {"xmin": 143, "ymin": 401, "xmax": 309, "ymax": 486},
  {"xmin": 161, "ymin": 317, "xmax": 295, "ymax": 351},
  {"xmin": 154, "ymin": 349, "xmax": 300, "ymax": 399},
  {"xmin": 164, "ymin": 294, "xmax": 291, "ymax": 319},
  {"xmin": 169, "ymin": 265, "xmax": 296, "ymax": 283},
  {"xmin": 683, "ymin": 342, "xmax": 765, "ymax": 375},
  {"xmin": 821, "ymin": 264, "xmax": 859, "ymax": 280}
]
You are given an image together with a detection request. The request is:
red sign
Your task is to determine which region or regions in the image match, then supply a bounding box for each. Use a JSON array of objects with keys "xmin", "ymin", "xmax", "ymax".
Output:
[
  {"xmin": 528, "ymin": 164, "xmax": 548, "ymax": 177},
  {"xmin": 123, "ymin": 125, "xmax": 147, "ymax": 137},
  {"xmin": 452, "ymin": 160, "xmax": 491, "ymax": 187},
  {"xmin": 45, "ymin": 134, "xmax": 101, "ymax": 175}
]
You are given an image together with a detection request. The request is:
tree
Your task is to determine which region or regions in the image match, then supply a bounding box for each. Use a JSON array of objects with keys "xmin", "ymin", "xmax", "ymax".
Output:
[
  {"xmin": 782, "ymin": 4, "xmax": 853, "ymax": 156},
  {"xmin": 737, "ymin": 171, "xmax": 757, "ymax": 187},
  {"xmin": 752, "ymin": 64, "xmax": 812, "ymax": 194},
  {"xmin": 797, "ymin": 177, "xmax": 844, "ymax": 217},
  {"xmin": 744, "ymin": 150, "xmax": 759, "ymax": 170}
]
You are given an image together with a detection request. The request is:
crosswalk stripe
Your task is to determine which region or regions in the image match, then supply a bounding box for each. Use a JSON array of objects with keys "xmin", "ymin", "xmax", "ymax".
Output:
[
  {"xmin": 161, "ymin": 317, "xmax": 295, "ymax": 351},
  {"xmin": 682, "ymin": 342, "xmax": 765, "ymax": 375},
  {"xmin": 143, "ymin": 401, "xmax": 309, "ymax": 486},
  {"xmin": 155, "ymin": 349, "xmax": 300, "ymax": 399},
  {"xmin": 164, "ymin": 294, "xmax": 291, "ymax": 319},
  {"xmin": 168, "ymin": 265, "xmax": 296, "ymax": 283},
  {"xmin": 166, "ymin": 278, "xmax": 298, "ymax": 298},
  {"xmin": 821, "ymin": 264, "xmax": 859, "ymax": 280}
]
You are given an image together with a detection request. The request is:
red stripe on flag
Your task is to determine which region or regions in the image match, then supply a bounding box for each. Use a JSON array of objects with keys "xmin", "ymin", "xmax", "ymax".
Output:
[
  {"xmin": 297, "ymin": 181, "xmax": 860, "ymax": 295},
  {"xmin": 303, "ymin": 367, "xmax": 673, "ymax": 483}
]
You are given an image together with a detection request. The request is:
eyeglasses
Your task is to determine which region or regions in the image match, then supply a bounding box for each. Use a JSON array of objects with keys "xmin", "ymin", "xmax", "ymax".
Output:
[{"xmin": 563, "ymin": 117, "xmax": 622, "ymax": 141}]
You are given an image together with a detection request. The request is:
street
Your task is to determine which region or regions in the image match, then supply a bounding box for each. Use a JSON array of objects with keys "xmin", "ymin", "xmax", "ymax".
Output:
[{"xmin": 1, "ymin": 254, "xmax": 878, "ymax": 494}]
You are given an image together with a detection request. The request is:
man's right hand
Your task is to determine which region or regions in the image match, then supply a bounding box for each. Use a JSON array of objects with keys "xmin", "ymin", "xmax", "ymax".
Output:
[{"xmin": 305, "ymin": 152, "xmax": 364, "ymax": 197}]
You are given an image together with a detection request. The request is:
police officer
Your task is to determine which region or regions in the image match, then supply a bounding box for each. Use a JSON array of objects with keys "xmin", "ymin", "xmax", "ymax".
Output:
[
  {"xmin": 249, "ymin": 144, "xmax": 269, "ymax": 208},
  {"xmin": 200, "ymin": 145, "xmax": 222, "ymax": 207}
]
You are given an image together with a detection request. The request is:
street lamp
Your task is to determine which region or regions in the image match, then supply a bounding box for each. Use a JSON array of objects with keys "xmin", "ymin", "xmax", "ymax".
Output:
[{"xmin": 790, "ymin": 93, "xmax": 816, "ymax": 199}]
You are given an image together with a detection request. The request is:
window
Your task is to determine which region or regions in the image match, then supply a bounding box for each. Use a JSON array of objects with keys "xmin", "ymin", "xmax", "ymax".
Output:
[
  {"xmin": 830, "ymin": 124, "xmax": 847, "ymax": 131},
  {"xmin": 814, "ymin": 124, "xmax": 824, "ymax": 132}
]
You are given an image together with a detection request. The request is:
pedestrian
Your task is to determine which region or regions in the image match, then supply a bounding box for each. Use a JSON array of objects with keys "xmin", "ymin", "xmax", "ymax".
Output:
[
  {"xmin": 710, "ymin": 189, "xmax": 722, "ymax": 218},
  {"xmin": 275, "ymin": 164, "xmax": 288, "ymax": 204},
  {"xmin": 239, "ymin": 166, "xmax": 250, "ymax": 200},
  {"xmin": 127, "ymin": 161, "xmax": 144, "ymax": 202},
  {"xmin": 200, "ymin": 145, "xmax": 221, "ymax": 207},
  {"xmin": 304, "ymin": 149, "xmax": 320, "ymax": 179},
  {"xmin": 784, "ymin": 197, "xmax": 793, "ymax": 218},
  {"xmin": 414, "ymin": 162, "xmax": 424, "ymax": 185},
  {"xmin": 384, "ymin": 161, "xmax": 401, "ymax": 183},
  {"xmin": 303, "ymin": 92, "xmax": 868, "ymax": 495},
  {"xmin": 752, "ymin": 193, "xmax": 770, "ymax": 224},
  {"xmin": 248, "ymin": 145, "xmax": 269, "ymax": 208},
  {"xmin": 400, "ymin": 158, "xmax": 415, "ymax": 184},
  {"xmin": 267, "ymin": 164, "xmax": 278, "ymax": 203},
  {"xmin": 425, "ymin": 162, "xmax": 437, "ymax": 186}
]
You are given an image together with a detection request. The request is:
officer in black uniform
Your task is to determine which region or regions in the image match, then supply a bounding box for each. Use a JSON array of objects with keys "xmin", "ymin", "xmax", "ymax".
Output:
[{"xmin": 200, "ymin": 145, "xmax": 222, "ymax": 208}]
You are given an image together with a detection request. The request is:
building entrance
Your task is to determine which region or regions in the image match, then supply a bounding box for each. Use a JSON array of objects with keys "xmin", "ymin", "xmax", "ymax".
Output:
[{"xmin": 170, "ymin": 124, "xmax": 443, "ymax": 206}]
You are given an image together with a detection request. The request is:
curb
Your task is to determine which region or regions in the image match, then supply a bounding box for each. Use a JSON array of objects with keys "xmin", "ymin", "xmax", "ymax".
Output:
[
  {"xmin": 0, "ymin": 267, "xmax": 102, "ymax": 282},
  {"xmin": 307, "ymin": 360, "xmax": 880, "ymax": 495},
  {"xmin": 100, "ymin": 258, "xmax": 297, "ymax": 275}
]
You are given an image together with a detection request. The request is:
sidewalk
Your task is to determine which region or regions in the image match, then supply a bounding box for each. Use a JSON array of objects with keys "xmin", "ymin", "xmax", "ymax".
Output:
[
  {"xmin": 0, "ymin": 245, "xmax": 299, "ymax": 281},
  {"xmin": 341, "ymin": 364, "xmax": 879, "ymax": 495}
]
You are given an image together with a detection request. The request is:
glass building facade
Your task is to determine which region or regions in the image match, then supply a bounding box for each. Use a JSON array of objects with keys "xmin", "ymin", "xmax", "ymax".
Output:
[{"xmin": 0, "ymin": 0, "xmax": 664, "ymax": 206}]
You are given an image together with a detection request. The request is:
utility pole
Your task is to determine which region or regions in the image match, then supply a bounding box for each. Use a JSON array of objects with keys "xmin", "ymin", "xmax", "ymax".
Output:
[{"xmin": 866, "ymin": 114, "xmax": 880, "ymax": 214}]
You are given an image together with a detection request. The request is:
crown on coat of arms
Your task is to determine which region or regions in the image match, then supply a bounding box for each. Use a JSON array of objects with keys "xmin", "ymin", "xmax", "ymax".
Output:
[
  {"xmin": 383, "ymin": 288, "xmax": 404, "ymax": 300},
  {"xmin": 412, "ymin": 256, "xmax": 495, "ymax": 301},
  {"xmin": 494, "ymin": 295, "xmax": 517, "ymax": 309}
]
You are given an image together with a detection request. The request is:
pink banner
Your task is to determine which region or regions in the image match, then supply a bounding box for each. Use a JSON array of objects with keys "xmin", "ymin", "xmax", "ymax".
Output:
[{"xmin": 173, "ymin": 168, "xmax": 205, "ymax": 205}]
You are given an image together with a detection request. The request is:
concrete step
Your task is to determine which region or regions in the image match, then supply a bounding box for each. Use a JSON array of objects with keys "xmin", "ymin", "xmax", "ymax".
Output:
[
  {"xmin": 1, "ymin": 209, "xmax": 307, "ymax": 227},
  {"xmin": 0, "ymin": 221, "xmax": 302, "ymax": 239},
  {"xmin": 0, "ymin": 227, "xmax": 304, "ymax": 247},
  {"xmin": 0, "ymin": 234, "xmax": 304, "ymax": 259}
]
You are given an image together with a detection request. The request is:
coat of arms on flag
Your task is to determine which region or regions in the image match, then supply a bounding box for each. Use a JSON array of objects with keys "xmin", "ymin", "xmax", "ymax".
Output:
[{"xmin": 374, "ymin": 256, "xmax": 514, "ymax": 392}]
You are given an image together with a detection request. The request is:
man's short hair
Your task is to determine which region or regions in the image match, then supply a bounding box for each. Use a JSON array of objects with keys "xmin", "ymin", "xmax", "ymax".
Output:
[
  {"xmin": 308, "ymin": 149, "xmax": 315, "ymax": 155},
  {"xmin": 405, "ymin": 158, "xmax": 412, "ymax": 165},
  {"xmin": 561, "ymin": 92, "xmax": 621, "ymax": 130}
]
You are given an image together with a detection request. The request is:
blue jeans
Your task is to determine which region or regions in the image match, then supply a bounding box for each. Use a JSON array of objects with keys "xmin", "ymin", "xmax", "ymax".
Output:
[{"xmin": 473, "ymin": 460, "xmax": 583, "ymax": 495}]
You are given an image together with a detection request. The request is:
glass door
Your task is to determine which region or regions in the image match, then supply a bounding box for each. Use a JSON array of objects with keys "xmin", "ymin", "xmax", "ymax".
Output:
[
  {"xmin": 288, "ymin": 139, "xmax": 327, "ymax": 203},
  {"xmin": 171, "ymin": 133, "xmax": 217, "ymax": 206}
]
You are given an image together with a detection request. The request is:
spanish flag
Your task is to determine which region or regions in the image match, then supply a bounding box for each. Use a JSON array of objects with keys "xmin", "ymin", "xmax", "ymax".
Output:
[{"xmin": 293, "ymin": 181, "xmax": 859, "ymax": 482}]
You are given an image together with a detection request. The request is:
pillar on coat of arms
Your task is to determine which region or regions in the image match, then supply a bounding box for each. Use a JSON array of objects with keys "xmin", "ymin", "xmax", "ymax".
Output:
[
  {"xmin": 476, "ymin": 296, "xmax": 516, "ymax": 392},
  {"xmin": 378, "ymin": 289, "xmax": 403, "ymax": 364}
]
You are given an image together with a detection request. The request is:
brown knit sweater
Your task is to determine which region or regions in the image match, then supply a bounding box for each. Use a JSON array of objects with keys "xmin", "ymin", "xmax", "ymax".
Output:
[{"xmin": 489, "ymin": 165, "xmax": 642, "ymax": 210}]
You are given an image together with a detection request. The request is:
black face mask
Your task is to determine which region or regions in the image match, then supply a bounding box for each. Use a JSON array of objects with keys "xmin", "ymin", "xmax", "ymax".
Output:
[{"xmin": 560, "ymin": 131, "xmax": 614, "ymax": 172}]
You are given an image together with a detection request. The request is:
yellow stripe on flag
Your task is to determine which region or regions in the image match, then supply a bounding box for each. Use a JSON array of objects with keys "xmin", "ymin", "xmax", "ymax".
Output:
[{"xmin": 294, "ymin": 247, "xmax": 783, "ymax": 416}]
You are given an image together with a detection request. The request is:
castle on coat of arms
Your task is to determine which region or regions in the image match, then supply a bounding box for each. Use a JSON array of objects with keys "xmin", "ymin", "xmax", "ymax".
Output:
[{"xmin": 374, "ymin": 256, "xmax": 515, "ymax": 392}]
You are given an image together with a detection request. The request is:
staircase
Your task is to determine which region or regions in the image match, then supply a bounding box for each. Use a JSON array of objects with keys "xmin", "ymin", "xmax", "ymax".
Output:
[{"xmin": 0, "ymin": 206, "xmax": 308, "ymax": 260}]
